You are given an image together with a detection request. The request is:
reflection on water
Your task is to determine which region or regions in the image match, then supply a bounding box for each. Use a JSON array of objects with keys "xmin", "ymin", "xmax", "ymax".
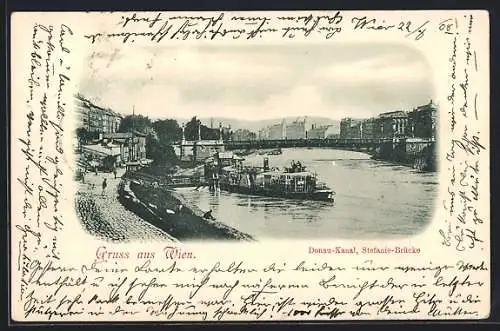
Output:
[{"xmin": 177, "ymin": 148, "xmax": 438, "ymax": 240}]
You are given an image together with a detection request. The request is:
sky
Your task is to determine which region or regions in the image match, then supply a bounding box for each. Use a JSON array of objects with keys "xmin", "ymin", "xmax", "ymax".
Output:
[{"xmin": 78, "ymin": 43, "xmax": 434, "ymax": 121}]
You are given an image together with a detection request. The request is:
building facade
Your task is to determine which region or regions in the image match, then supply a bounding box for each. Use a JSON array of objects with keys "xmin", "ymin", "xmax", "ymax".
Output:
[
  {"xmin": 377, "ymin": 111, "xmax": 410, "ymax": 139},
  {"xmin": 307, "ymin": 124, "xmax": 340, "ymax": 139},
  {"xmin": 285, "ymin": 120, "xmax": 306, "ymax": 139},
  {"xmin": 75, "ymin": 95, "xmax": 122, "ymax": 134},
  {"xmin": 339, "ymin": 101, "xmax": 437, "ymax": 141},
  {"xmin": 79, "ymin": 131, "xmax": 148, "ymax": 171},
  {"xmin": 232, "ymin": 129, "xmax": 257, "ymax": 141},
  {"xmin": 173, "ymin": 140, "xmax": 225, "ymax": 162},
  {"xmin": 340, "ymin": 118, "xmax": 364, "ymax": 139},
  {"xmin": 173, "ymin": 124, "xmax": 226, "ymax": 162},
  {"xmin": 268, "ymin": 121, "xmax": 286, "ymax": 140},
  {"xmin": 307, "ymin": 125, "xmax": 328, "ymax": 139},
  {"xmin": 101, "ymin": 131, "xmax": 147, "ymax": 164},
  {"xmin": 360, "ymin": 118, "xmax": 377, "ymax": 139},
  {"xmin": 258, "ymin": 128, "xmax": 268, "ymax": 140},
  {"xmin": 408, "ymin": 101, "xmax": 437, "ymax": 139}
]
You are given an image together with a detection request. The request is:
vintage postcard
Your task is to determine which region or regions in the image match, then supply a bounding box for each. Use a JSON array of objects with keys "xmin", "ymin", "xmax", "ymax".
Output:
[{"xmin": 10, "ymin": 10, "xmax": 490, "ymax": 322}]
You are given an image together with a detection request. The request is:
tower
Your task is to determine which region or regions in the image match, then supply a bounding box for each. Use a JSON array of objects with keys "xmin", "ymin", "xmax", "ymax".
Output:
[
  {"xmin": 131, "ymin": 105, "xmax": 135, "ymax": 161},
  {"xmin": 304, "ymin": 116, "xmax": 307, "ymax": 139},
  {"xmin": 180, "ymin": 122, "xmax": 186, "ymax": 160},
  {"xmin": 181, "ymin": 123, "xmax": 186, "ymax": 144}
]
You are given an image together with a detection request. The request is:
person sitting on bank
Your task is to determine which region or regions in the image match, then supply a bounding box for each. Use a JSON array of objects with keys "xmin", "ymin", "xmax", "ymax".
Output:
[
  {"xmin": 203, "ymin": 209, "xmax": 216, "ymax": 220},
  {"xmin": 194, "ymin": 180, "xmax": 204, "ymax": 191}
]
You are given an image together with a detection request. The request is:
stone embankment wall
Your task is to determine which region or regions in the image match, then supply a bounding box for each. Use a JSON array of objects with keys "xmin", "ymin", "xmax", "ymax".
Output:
[{"xmin": 372, "ymin": 140, "xmax": 437, "ymax": 172}]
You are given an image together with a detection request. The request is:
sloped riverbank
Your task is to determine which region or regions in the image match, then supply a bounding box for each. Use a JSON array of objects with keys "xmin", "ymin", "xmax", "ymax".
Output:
[
  {"xmin": 74, "ymin": 172, "xmax": 177, "ymax": 242},
  {"xmin": 118, "ymin": 179, "xmax": 255, "ymax": 242}
]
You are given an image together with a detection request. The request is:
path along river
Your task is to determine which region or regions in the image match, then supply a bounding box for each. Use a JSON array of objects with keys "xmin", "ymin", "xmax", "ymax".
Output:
[{"xmin": 176, "ymin": 148, "xmax": 438, "ymax": 240}]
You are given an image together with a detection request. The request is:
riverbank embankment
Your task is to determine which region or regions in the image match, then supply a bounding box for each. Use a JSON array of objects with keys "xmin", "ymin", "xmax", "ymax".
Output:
[
  {"xmin": 370, "ymin": 139, "xmax": 437, "ymax": 172},
  {"xmin": 75, "ymin": 170, "xmax": 178, "ymax": 242},
  {"xmin": 118, "ymin": 179, "xmax": 255, "ymax": 242}
]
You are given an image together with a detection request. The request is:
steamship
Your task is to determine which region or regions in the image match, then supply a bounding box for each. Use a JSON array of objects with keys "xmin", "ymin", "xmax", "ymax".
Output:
[{"xmin": 204, "ymin": 153, "xmax": 335, "ymax": 202}]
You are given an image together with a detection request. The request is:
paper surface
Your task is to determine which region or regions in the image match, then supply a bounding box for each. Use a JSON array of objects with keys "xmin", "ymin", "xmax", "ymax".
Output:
[{"xmin": 10, "ymin": 10, "xmax": 490, "ymax": 322}]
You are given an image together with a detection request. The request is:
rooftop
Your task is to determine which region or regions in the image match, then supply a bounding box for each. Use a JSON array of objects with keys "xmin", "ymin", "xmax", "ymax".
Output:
[
  {"xmin": 378, "ymin": 111, "xmax": 407, "ymax": 118},
  {"xmin": 218, "ymin": 151, "xmax": 234, "ymax": 159},
  {"xmin": 263, "ymin": 171, "xmax": 314, "ymax": 177},
  {"xmin": 82, "ymin": 144, "xmax": 121, "ymax": 157},
  {"xmin": 103, "ymin": 131, "xmax": 147, "ymax": 139},
  {"xmin": 181, "ymin": 139, "xmax": 224, "ymax": 146},
  {"xmin": 75, "ymin": 95, "xmax": 123, "ymax": 118}
]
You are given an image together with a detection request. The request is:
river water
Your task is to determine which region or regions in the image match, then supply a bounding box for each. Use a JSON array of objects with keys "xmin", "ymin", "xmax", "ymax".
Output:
[{"xmin": 176, "ymin": 148, "xmax": 438, "ymax": 240}]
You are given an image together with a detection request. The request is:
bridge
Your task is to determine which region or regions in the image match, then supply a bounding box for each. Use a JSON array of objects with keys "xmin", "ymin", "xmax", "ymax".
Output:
[
  {"xmin": 225, "ymin": 137, "xmax": 437, "ymax": 171},
  {"xmin": 225, "ymin": 137, "xmax": 435, "ymax": 151}
]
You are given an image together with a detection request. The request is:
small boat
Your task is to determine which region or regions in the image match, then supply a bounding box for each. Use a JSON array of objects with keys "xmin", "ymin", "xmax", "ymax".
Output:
[
  {"xmin": 205, "ymin": 154, "xmax": 335, "ymax": 202},
  {"xmin": 257, "ymin": 148, "xmax": 282, "ymax": 156},
  {"xmin": 267, "ymin": 148, "xmax": 282, "ymax": 155}
]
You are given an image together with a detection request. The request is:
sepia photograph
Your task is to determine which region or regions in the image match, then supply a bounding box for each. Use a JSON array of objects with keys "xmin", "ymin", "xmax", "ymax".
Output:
[
  {"xmin": 72, "ymin": 44, "xmax": 438, "ymax": 242},
  {"xmin": 11, "ymin": 10, "xmax": 490, "ymax": 323}
]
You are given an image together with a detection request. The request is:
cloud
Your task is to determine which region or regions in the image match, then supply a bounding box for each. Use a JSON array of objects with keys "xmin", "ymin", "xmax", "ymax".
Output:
[
  {"xmin": 314, "ymin": 53, "xmax": 430, "ymax": 84},
  {"xmin": 87, "ymin": 46, "xmax": 291, "ymax": 85},
  {"xmin": 262, "ymin": 85, "xmax": 327, "ymax": 118},
  {"xmin": 78, "ymin": 43, "xmax": 433, "ymax": 121}
]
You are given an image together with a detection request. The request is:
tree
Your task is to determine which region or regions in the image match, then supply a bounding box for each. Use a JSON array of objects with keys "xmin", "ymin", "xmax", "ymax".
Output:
[
  {"xmin": 152, "ymin": 119, "xmax": 182, "ymax": 144},
  {"xmin": 184, "ymin": 116, "xmax": 223, "ymax": 140},
  {"xmin": 231, "ymin": 129, "xmax": 256, "ymax": 141},
  {"xmin": 118, "ymin": 114, "xmax": 152, "ymax": 133},
  {"xmin": 75, "ymin": 127, "xmax": 100, "ymax": 146},
  {"xmin": 146, "ymin": 135, "xmax": 178, "ymax": 165},
  {"xmin": 222, "ymin": 129, "xmax": 234, "ymax": 141},
  {"xmin": 185, "ymin": 117, "xmax": 201, "ymax": 141},
  {"xmin": 76, "ymin": 127, "xmax": 89, "ymax": 145},
  {"xmin": 203, "ymin": 126, "xmax": 220, "ymax": 140}
]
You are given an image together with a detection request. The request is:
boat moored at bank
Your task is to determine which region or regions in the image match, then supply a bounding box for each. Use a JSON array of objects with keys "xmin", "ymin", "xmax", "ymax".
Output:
[{"xmin": 204, "ymin": 153, "xmax": 335, "ymax": 202}]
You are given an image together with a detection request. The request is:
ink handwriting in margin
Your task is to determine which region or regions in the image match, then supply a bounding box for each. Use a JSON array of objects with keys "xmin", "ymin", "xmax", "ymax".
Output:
[
  {"xmin": 19, "ymin": 254, "xmax": 487, "ymax": 320},
  {"xmin": 82, "ymin": 12, "xmax": 456, "ymax": 44},
  {"xmin": 441, "ymin": 13, "xmax": 485, "ymax": 252},
  {"xmin": 17, "ymin": 22, "xmax": 73, "ymax": 304}
]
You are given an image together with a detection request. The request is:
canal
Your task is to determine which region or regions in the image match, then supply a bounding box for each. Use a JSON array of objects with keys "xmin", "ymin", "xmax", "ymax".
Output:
[{"xmin": 176, "ymin": 148, "xmax": 438, "ymax": 240}]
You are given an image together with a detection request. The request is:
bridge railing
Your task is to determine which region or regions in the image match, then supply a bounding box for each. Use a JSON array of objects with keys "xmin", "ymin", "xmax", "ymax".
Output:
[
  {"xmin": 226, "ymin": 137, "xmax": 436, "ymax": 148},
  {"xmin": 226, "ymin": 138, "xmax": 384, "ymax": 148}
]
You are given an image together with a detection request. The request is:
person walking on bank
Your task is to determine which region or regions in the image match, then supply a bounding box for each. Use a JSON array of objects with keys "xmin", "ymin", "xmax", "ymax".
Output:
[
  {"xmin": 102, "ymin": 178, "xmax": 107, "ymax": 196},
  {"xmin": 113, "ymin": 168, "xmax": 117, "ymax": 179}
]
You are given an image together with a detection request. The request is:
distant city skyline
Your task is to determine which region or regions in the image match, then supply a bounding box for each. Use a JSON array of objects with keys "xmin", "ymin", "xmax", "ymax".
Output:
[{"xmin": 79, "ymin": 43, "xmax": 434, "ymax": 121}]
